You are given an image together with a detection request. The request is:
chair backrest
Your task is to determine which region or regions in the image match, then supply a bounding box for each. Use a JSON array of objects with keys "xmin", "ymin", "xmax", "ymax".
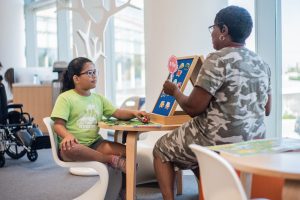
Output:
[
  {"xmin": 120, "ymin": 96, "xmax": 144, "ymax": 110},
  {"xmin": 189, "ymin": 144, "xmax": 247, "ymax": 200},
  {"xmin": 43, "ymin": 117, "xmax": 64, "ymax": 166}
]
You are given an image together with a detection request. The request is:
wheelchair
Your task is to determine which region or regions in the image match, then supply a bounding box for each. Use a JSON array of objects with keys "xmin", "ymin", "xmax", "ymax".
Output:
[{"xmin": 0, "ymin": 104, "xmax": 49, "ymax": 168}]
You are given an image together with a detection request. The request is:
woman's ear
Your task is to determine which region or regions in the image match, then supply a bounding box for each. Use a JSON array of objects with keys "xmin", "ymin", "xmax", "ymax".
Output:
[{"xmin": 222, "ymin": 25, "xmax": 229, "ymax": 35}]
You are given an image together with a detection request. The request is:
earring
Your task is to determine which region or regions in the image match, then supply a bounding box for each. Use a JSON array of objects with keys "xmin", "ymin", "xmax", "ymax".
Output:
[{"xmin": 219, "ymin": 35, "xmax": 225, "ymax": 41}]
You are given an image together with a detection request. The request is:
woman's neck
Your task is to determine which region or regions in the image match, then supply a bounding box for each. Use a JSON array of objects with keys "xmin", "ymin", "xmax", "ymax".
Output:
[{"xmin": 228, "ymin": 41, "xmax": 244, "ymax": 48}]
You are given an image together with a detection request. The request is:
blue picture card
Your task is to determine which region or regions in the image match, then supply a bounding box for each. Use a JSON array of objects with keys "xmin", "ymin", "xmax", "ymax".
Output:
[{"xmin": 152, "ymin": 57, "xmax": 195, "ymax": 116}]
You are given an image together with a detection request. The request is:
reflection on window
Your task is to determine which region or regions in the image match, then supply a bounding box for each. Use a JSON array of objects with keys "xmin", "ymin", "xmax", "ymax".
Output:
[
  {"xmin": 227, "ymin": 0, "xmax": 255, "ymax": 52},
  {"xmin": 113, "ymin": 1, "xmax": 145, "ymax": 106},
  {"xmin": 36, "ymin": 7, "xmax": 57, "ymax": 67},
  {"xmin": 282, "ymin": 0, "xmax": 300, "ymax": 139}
]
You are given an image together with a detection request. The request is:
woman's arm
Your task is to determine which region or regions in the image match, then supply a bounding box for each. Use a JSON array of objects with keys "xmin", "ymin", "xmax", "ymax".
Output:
[
  {"xmin": 53, "ymin": 118, "xmax": 78, "ymax": 150},
  {"xmin": 163, "ymin": 80, "xmax": 212, "ymax": 117},
  {"xmin": 265, "ymin": 94, "xmax": 271, "ymax": 116}
]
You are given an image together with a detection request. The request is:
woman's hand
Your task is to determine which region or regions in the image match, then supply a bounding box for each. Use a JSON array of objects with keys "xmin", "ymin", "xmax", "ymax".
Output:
[
  {"xmin": 60, "ymin": 134, "xmax": 78, "ymax": 151},
  {"xmin": 163, "ymin": 80, "xmax": 180, "ymax": 96},
  {"xmin": 135, "ymin": 111, "xmax": 150, "ymax": 123}
]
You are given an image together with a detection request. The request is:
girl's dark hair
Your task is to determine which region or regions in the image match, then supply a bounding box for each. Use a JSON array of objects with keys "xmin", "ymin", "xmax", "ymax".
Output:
[
  {"xmin": 61, "ymin": 57, "xmax": 93, "ymax": 93},
  {"xmin": 215, "ymin": 5, "xmax": 253, "ymax": 44}
]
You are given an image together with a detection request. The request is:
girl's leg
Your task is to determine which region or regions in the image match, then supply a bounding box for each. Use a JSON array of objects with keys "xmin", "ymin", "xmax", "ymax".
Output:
[
  {"xmin": 94, "ymin": 140, "xmax": 126, "ymax": 157},
  {"xmin": 96, "ymin": 140, "xmax": 127, "ymax": 197},
  {"xmin": 60, "ymin": 143, "xmax": 112, "ymax": 163},
  {"xmin": 95, "ymin": 141, "xmax": 127, "ymax": 173}
]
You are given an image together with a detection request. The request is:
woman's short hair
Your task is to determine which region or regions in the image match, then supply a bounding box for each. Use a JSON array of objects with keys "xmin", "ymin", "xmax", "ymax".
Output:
[{"xmin": 215, "ymin": 5, "xmax": 253, "ymax": 44}]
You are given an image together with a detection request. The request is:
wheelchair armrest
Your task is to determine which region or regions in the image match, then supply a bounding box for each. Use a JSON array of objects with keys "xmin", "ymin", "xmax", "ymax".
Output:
[
  {"xmin": 7, "ymin": 104, "xmax": 23, "ymax": 109},
  {"xmin": 4, "ymin": 122, "xmax": 32, "ymax": 128},
  {"xmin": 22, "ymin": 112, "xmax": 33, "ymax": 124}
]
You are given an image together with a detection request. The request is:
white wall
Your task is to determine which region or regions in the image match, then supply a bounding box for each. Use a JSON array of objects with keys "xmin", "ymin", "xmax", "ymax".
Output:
[
  {"xmin": 0, "ymin": 0, "xmax": 26, "ymax": 70},
  {"xmin": 144, "ymin": 0, "xmax": 227, "ymax": 111}
]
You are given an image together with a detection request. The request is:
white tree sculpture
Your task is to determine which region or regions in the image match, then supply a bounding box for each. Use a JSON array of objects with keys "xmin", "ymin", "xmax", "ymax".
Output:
[{"xmin": 57, "ymin": 0, "xmax": 131, "ymax": 93}]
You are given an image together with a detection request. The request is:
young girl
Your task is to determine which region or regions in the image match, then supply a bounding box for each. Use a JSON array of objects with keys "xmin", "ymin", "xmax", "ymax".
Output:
[{"xmin": 51, "ymin": 57, "xmax": 149, "ymax": 173}]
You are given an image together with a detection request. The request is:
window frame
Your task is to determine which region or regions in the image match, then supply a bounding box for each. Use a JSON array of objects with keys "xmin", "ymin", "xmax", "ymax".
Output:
[
  {"xmin": 255, "ymin": 0, "xmax": 282, "ymax": 138},
  {"xmin": 105, "ymin": 2, "xmax": 145, "ymax": 105},
  {"xmin": 24, "ymin": 0, "xmax": 71, "ymax": 67}
]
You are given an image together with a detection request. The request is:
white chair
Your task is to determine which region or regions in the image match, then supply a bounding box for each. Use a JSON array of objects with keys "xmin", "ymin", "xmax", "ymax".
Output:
[
  {"xmin": 189, "ymin": 144, "xmax": 248, "ymax": 200},
  {"xmin": 136, "ymin": 131, "xmax": 166, "ymax": 184},
  {"xmin": 136, "ymin": 131, "xmax": 183, "ymax": 194},
  {"xmin": 43, "ymin": 117, "xmax": 109, "ymax": 200}
]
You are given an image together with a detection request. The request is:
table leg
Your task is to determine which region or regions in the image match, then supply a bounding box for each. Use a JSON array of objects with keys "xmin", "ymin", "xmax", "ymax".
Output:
[
  {"xmin": 240, "ymin": 172, "xmax": 252, "ymax": 198},
  {"xmin": 126, "ymin": 131, "xmax": 138, "ymax": 200},
  {"xmin": 282, "ymin": 179, "xmax": 300, "ymax": 200}
]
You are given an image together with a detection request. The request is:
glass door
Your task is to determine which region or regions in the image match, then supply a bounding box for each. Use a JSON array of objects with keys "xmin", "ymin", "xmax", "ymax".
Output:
[{"xmin": 281, "ymin": 0, "xmax": 300, "ymax": 138}]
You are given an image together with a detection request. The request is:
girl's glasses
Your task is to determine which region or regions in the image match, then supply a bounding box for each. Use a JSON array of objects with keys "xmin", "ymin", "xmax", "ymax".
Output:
[{"xmin": 79, "ymin": 69, "xmax": 97, "ymax": 78}]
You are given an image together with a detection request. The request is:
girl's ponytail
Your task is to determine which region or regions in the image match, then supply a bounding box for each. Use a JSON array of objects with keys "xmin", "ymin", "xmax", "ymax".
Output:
[{"xmin": 61, "ymin": 69, "xmax": 74, "ymax": 93}]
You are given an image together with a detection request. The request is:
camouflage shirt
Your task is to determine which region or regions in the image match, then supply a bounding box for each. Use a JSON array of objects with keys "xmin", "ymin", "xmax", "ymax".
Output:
[{"xmin": 194, "ymin": 47, "xmax": 271, "ymax": 144}]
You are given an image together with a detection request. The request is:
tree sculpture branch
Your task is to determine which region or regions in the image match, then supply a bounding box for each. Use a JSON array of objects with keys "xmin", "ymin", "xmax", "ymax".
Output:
[{"xmin": 57, "ymin": 0, "xmax": 132, "ymax": 93}]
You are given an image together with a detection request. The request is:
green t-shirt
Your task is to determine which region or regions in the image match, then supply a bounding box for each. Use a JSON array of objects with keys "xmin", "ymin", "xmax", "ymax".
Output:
[{"xmin": 51, "ymin": 89, "xmax": 117, "ymax": 146}]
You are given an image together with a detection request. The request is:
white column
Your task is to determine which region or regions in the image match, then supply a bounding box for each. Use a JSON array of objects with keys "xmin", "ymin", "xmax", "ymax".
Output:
[{"xmin": 0, "ymin": 0, "xmax": 26, "ymax": 69}]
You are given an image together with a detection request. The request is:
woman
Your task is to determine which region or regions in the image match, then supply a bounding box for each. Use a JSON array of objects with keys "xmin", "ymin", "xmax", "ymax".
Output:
[
  {"xmin": 153, "ymin": 5, "xmax": 271, "ymax": 200},
  {"xmin": 4, "ymin": 68, "xmax": 14, "ymax": 103}
]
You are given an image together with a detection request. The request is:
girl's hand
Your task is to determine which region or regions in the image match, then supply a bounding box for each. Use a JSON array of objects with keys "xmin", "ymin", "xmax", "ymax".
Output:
[
  {"xmin": 135, "ymin": 111, "xmax": 150, "ymax": 123},
  {"xmin": 163, "ymin": 80, "xmax": 179, "ymax": 96},
  {"xmin": 61, "ymin": 134, "xmax": 78, "ymax": 151}
]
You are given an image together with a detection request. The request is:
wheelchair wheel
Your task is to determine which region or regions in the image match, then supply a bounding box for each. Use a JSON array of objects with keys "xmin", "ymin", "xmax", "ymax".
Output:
[
  {"xmin": 6, "ymin": 143, "xmax": 27, "ymax": 159},
  {"xmin": 27, "ymin": 150, "xmax": 38, "ymax": 162},
  {"xmin": 0, "ymin": 154, "xmax": 5, "ymax": 168}
]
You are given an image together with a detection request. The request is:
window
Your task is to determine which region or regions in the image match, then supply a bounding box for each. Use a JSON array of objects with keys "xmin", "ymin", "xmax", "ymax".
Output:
[
  {"xmin": 25, "ymin": 0, "xmax": 72, "ymax": 67},
  {"xmin": 281, "ymin": 0, "xmax": 300, "ymax": 139},
  {"xmin": 36, "ymin": 6, "xmax": 57, "ymax": 67},
  {"xmin": 108, "ymin": 0, "xmax": 145, "ymax": 106}
]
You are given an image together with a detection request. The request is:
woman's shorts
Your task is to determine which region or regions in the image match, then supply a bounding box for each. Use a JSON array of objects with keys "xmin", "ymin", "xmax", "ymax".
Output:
[{"xmin": 153, "ymin": 120, "xmax": 214, "ymax": 171}]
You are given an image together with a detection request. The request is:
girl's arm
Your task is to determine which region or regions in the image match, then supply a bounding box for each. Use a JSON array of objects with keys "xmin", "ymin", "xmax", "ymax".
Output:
[
  {"xmin": 112, "ymin": 109, "xmax": 150, "ymax": 122},
  {"xmin": 53, "ymin": 118, "xmax": 78, "ymax": 151}
]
